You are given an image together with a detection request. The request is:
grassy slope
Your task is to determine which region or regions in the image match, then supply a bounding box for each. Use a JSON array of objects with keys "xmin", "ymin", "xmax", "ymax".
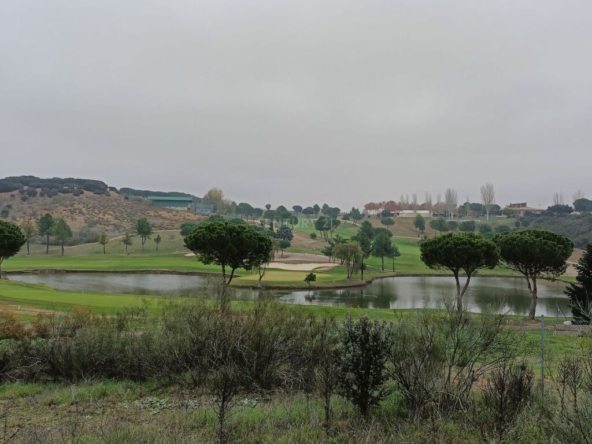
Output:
[
  {"xmin": 0, "ymin": 280, "xmax": 157, "ymax": 313},
  {"xmin": 5, "ymin": 221, "xmax": 523, "ymax": 282},
  {"xmin": 293, "ymin": 218, "xmax": 522, "ymax": 277}
]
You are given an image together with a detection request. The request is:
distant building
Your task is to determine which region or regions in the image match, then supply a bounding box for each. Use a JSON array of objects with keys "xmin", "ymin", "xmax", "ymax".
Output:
[
  {"xmin": 399, "ymin": 210, "xmax": 432, "ymax": 218},
  {"xmin": 504, "ymin": 203, "xmax": 544, "ymax": 217},
  {"xmin": 146, "ymin": 196, "xmax": 195, "ymax": 211}
]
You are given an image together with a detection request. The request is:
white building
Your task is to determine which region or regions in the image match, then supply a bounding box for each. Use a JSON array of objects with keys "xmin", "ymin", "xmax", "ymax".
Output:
[{"xmin": 399, "ymin": 210, "xmax": 431, "ymax": 218}]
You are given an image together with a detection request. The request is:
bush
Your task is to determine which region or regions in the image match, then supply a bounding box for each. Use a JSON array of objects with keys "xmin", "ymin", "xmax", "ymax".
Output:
[
  {"xmin": 0, "ymin": 182, "xmax": 22, "ymax": 193},
  {"xmin": 387, "ymin": 306, "xmax": 519, "ymax": 416},
  {"xmin": 0, "ymin": 209, "xmax": 9, "ymax": 218},
  {"xmin": 0, "ymin": 311, "xmax": 29, "ymax": 340},
  {"xmin": 309, "ymin": 232, "xmax": 317, "ymax": 239},
  {"xmin": 477, "ymin": 361, "xmax": 534, "ymax": 441},
  {"xmin": 459, "ymin": 220, "xmax": 476, "ymax": 232},
  {"xmin": 26, "ymin": 188, "xmax": 38, "ymax": 197},
  {"xmin": 495, "ymin": 225, "xmax": 511, "ymax": 234},
  {"xmin": 20, "ymin": 195, "xmax": 28, "ymax": 202},
  {"xmin": 479, "ymin": 223, "xmax": 492, "ymax": 235},
  {"xmin": 337, "ymin": 315, "xmax": 393, "ymax": 417}
]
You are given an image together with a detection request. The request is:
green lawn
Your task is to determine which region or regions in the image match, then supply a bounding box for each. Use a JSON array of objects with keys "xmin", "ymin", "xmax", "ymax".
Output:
[
  {"xmin": 0, "ymin": 280, "xmax": 158, "ymax": 314},
  {"xmin": 3, "ymin": 223, "xmax": 528, "ymax": 286}
]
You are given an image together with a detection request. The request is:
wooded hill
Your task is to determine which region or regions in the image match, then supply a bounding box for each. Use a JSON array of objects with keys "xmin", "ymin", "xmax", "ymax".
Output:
[{"xmin": 0, "ymin": 176, "xmax": 200, "ymax": 246}]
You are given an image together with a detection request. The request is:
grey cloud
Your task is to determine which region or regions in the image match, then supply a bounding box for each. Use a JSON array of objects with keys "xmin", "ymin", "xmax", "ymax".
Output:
[{"xmin": 1, "ymin": 0, "xmax": 591, "ymax": 209}]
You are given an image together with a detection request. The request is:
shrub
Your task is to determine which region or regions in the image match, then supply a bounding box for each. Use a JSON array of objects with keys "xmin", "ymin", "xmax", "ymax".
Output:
[
  {"xmin": 0, "ymin": 209, "xmax": 9, "ymax": 218},
  {"xmin": 0, "ymin": 311, "xmax": 29, "ymax": 339},
  {"xmin": 20, "ymin": 195, "xmax": 28, "ymax": 202},
  {"xmin": 477, "ymin": 361, "xmax": 534, "ymax": 441},
  {"xmin": 495, "ymin": 225, "xmax": 511, "ymax": 234},
  {"xmin": 388, "ymin": 306, "xmax": 519, "ymax": 416},
  {"xmin": 479, "ymin": 223, "xmax": 492, "ymax": 235},
  {"xmin": 310, "ymin": 232, "xmax": 317, "ymax": 239},
  {"xmin": 0, "ymin": 182, "xmax": 22, "ymax": 193},
  {"xmin": 337, "ymin": 315, "xmax": 393, "ymax": 417}
]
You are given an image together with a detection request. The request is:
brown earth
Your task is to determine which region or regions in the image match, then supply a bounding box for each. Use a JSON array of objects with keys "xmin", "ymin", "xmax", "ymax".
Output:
[{"xmin": 0, "ymin": 191, "xmax": 200, "ymax": 235}]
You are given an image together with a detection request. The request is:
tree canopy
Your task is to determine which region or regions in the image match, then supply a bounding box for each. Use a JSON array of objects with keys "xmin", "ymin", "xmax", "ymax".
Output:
[
  {"xmin": 349, "ymin": 207, "xmax": 364, "ymax": 223},
  {"xmin": 37, "ymin": 213, "xmax": 55, "ymax": 254},
  {"xmin": 380, "ymin": 217, "xmax": 395, "ymax": 227},
  {"xmin": 494, "ymin": 230, "xmax": 573, "ymax": 319},
  {"xmin": 98, "ymin": 232, "xmax": 109, "ymax": 254},
  {"xmin": 20, "ymin": 219, "xmax": 36, "ymax": 255},
  {"xmin": 278, "ymin": 239, "xmax": 291, "ymax": 257},
  {"xmin": 334, "ymin": 241, "xmax": 363, "ymax": 281},
  {"xmin": 302, "ymin": 207, "xmax": 315, "ymax": 217},
  {"xmin": 180, "ymin": 222, "xmax": 199, "ymax": 236},
  {"xmin": 202, "ymin": 187, "xmax": 226, "ymax": 212},
  {"xmin": 429, "ymin": 217, "xmax": 449, "ymax": 235},
  {"xmin": 184, "ymin": 221, "xmax": 273, "ymax": 309},
  {"xmin": 413, "ymin": 214, "xmax": 425, "ymax": 234},
  {"xmin": 420, "ymin": 232, "xmax": 499, "ymax": 312},
  {"xmin": 120, "ymin": 232, "xmax": 133, "ymax": 253},
  {"xmin": 545, "ymin": 204, "xmax": 573, "ymax": 217},
  {"xmin": 573, "ymin": 198, "xmax": 592, "ymax": 213},
  {"xmin": 52, "ymin": 218, "xmax": 73, "ymax": 256},
  {"xmin": 135, "ymin": 218, "xmax": 152, "ymax": 251},
  {"xmin": 459, "ymin": 220, "xmax": 476, "ymax": 232},
  {"xmin": 0, "ymin": 221, "xmax": 26, "ymax": 275},
  {"xmin": 372, "ymin": 232, "xmax": 396, "ymax": 271},
  {"xmin": 564, "ymin": 243, "xmax": 592, "ymax": 324}
]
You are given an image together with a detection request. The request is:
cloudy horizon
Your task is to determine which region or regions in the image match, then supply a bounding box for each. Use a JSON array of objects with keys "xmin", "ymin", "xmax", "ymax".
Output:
[{"xmin": 1, "ymin": 0, "xmax": 590, "ymax": 210}]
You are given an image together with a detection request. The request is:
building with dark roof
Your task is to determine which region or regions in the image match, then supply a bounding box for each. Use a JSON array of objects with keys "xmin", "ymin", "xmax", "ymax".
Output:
[{"xmin": 146, "ymin": 196, "xmax": 195, "ymax": 211}]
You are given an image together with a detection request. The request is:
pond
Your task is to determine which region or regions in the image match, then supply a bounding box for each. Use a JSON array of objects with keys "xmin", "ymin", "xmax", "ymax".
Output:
[{"xmin": 8, "ymin": 273, "xmax": 570, "ymax": 316}]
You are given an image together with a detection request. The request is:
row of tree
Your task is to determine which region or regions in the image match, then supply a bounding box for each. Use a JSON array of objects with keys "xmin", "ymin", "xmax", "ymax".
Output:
[
  {"xmin": 363, "ymin": 183, "xmax": 498, "ymax": 220},
  {"xmin": 320, "ymin": 221, "xmax": 401, "ymax": 280},
  {"xmin": 17, "ymin": 215, "xmax": 160, "ymax": 257},
  {"xmin": 419, "ymin": 230, "xmax": 574, "ymax": 320},
  {"xmin": 21, "ymin": 214, "xmax": 73, "ymax": 255}
]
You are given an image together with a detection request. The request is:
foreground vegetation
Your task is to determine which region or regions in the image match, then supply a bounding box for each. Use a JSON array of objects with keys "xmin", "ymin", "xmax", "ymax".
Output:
[{"xmin": 0, "ymin": 294, "xmax": 590, "ymax": 443}]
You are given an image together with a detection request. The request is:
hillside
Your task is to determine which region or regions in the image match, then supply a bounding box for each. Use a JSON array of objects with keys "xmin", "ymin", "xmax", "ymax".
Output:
[{"xmin": 0, "ymin": 178, "xmax": 200, "ymax": 246}]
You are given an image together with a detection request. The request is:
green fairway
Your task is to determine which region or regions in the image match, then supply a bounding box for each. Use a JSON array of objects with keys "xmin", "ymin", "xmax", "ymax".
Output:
[
  {"xmin": 4, "ymin": 224, "xmax": 523, "ymax": 288},
  {"xmin": 0, "ymin": 280, "xmax": 158, "ymax": 314},
  {"xmin": 293, "ymin": 223, "xmax": 523, "ymax": 278}
]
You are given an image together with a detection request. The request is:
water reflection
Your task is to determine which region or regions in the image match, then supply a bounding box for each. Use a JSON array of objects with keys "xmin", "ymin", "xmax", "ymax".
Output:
[
  {"xmin": 278, "ymin": 276, "xmax": 569, "ymax": 316},
  {"xmin": 9, "ymin": 273, "xmax": 569, "ymax": 316}
]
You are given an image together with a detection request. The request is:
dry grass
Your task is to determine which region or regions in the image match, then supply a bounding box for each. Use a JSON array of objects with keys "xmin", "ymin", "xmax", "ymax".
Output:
[{"xmin": 0, "ymin": 191, "xmax": 200, "ymax": 237}]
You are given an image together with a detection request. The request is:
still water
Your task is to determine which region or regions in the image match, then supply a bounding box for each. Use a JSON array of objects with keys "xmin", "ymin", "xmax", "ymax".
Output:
[{"xmin": 9, "ymin": 273, "xmax": 570, "ymax": 316}]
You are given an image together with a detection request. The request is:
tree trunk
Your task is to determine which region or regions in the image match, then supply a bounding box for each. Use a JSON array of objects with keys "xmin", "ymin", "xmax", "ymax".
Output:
[
  {"xmin": 46, "ymin": 235, "xmax": 50, "ymax": 254},
  {"xmin": 103, "ymin": 245, "xmax": 106, "ymax": 254},
  {"xmin": 258, "ymin": 265, "xmax": 266, "ymax": 289},
  {"xmin": 460, "ymin": 274, "xmax": 472, "ymax": 298},
  {"xmin": 528, "ymin": 276, "xmax": 538, "ymax": 320},
  {"xmin": 61, "ymin": 241, "xmax": 64, "ymax": 256},
  {"xmin": 454, "ymin": 271, "xmax": 463, "ymax": 313},
  {"xmin": 392, "ymin": 257, "xmax": 395, "ymax": 272},
  {"xmin": 381, "ymin": 256, "xmax": 384, "ymax": 271},
  {"xmin": 360, "ymin": 259, "xmax": 364, "ymax": 280},
  {"xmin": 0, "ymin": 258, "xmax": 3, "ymax": 277},
  {"xmin": 27, "ymin": 239, "xmax": 30, "ymax": 255}
]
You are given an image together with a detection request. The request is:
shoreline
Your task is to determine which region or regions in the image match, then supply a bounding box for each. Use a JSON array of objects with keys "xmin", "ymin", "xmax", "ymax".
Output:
[{"xmin": 1, "ymin": 268, "xmax": 566, "ymax": 291}]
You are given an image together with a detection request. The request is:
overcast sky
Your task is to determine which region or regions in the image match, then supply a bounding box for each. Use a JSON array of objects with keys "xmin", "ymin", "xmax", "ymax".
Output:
[{"xmin": 1, "ymin": 1, "xmax": 590, "ymax": 210}]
